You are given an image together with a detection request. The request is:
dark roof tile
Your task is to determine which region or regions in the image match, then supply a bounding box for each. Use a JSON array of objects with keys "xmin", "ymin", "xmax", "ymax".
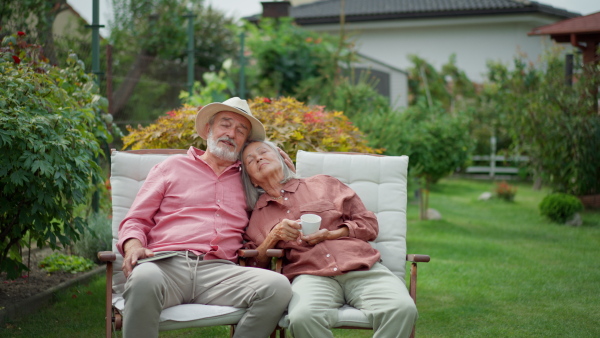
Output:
[{"xmin": 289, "ymin": 0, "xmax": 579, "ymax": 22}]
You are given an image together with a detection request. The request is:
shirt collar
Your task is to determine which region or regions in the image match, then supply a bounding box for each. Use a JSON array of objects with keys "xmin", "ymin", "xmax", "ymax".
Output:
[
  {"xmin": 187, "ymin": 146, "xmax": 242, "ymax": 170},
  {"xmin": 254, "ymin": 178, "xmax": 301, "ymax": 209}
]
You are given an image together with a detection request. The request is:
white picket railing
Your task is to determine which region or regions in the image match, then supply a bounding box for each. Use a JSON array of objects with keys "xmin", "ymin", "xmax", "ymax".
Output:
[{"xmin": 466, "ymin": 155, "xmax": 529, "ymax": 177}]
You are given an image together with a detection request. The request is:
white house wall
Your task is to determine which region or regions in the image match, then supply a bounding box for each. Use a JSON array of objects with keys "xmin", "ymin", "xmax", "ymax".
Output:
[{"xmin": 306, "ymin": 14, "xmax": 564, "ymax": 82}]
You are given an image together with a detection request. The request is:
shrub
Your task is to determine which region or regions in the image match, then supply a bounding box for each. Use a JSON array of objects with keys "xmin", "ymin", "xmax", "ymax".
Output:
[
  {"xmin": 485, "ymin": 51, "xmax": 600, "ymax": 196},
  {"xmin": 122, "ymin": 104, "xmax": 204, "ymax": 150},
  {"xmin": 38, "ymin": 253, "xmax": 95, "ymax": 274},
  {"xmin": 71, "ymin": 211, "xmax": 112, "ymax": 263},
  {"xmin": 0, "ymin": 32, "xmax": 113, "ymax": 279},
  {"xmin": 249, "ymin": 97, "xmax": 380, "ymax": 160},
  {"xmin": 495, "ymin": 181, "xmax": 517, "ymax": 201},
  {"xmin": 539, "ymin": 193, "xmax": 584, "ymax": 223},
  {"xmin": 122, "ymin": 97, "xmax": 379, "ymax": 161}
]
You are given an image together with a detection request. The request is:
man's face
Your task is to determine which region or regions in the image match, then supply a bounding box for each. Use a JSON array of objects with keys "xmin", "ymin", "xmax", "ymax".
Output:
[{"xmin": 206, "ymin": 111, "xmax": 251, "ymax": 162}]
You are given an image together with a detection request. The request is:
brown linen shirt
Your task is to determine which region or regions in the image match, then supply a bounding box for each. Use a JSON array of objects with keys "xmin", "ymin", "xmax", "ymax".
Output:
[{"xmin": 244, "ymin": 175, "xmax": 381, "ymax": 281}]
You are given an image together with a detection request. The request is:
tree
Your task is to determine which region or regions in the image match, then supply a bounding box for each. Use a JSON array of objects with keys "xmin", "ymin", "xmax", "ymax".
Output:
[
  {"xmin": 490, "ymin": 51, "xmax": 600, "ymax": 196},
  {"xmin": 0, "ymin": 32, "xmax": 112, "ymax": 278},
  {"xmin": 108, "ymin": 0, "xmax": 237, "ymax": 121},
  {"xmin": 356, "ymin": 99, "xmax": 472, "ymax": 219},
  {"xmin": 243, "ymin": 17, "xmax": 370, "ymax": 106}
]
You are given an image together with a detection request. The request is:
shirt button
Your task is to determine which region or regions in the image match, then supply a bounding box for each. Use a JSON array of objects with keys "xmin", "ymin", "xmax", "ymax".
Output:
[
  {"xmin": 333, "ymin": 268, "xmax": 338, "ymax": 271},
  {"xmin": 217, "ymin": 199, "xmax": 221, "ymax": 202},
  {"xmin": 216, "ymin": 214, "xmax": 220, "ymax": 217},
  {"xmin": 284, "ymin": 198, "xmax": 288, "ymax": 201},
  {"xmin": 287, "ymin": 210, "xmax": 290, "ymax": 213},
  {"xmin": 326, "ymin": 254, "xmax": 330, "ymax": 258},
  {"xmin": 281, "ymin": 190, "xmax": 284, "ymax": 193}
]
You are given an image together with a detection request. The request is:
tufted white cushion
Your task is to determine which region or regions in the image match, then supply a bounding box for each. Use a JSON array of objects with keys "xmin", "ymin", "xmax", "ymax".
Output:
[
  {"xmin": 109, "ymin": 150, "xmax": 246, "ymax": 330},
  {"xmin": 294, "ymin": 150, "xmax": 409, "ymax": 329}
]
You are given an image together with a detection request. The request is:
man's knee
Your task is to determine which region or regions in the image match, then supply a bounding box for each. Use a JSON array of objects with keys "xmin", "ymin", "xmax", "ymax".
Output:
[
  {"xmin": 125, "ymin": 263, "xmax": 164, "ymax": 295},
  {"xmin": 260, "ymin": 270, "xmax": 292, "ymax": 304}
]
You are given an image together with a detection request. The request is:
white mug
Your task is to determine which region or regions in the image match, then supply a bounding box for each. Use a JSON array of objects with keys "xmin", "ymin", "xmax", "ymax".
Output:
[{"xmin": 300, "ymin": 214, "xmax": 321, "ymax": 235}]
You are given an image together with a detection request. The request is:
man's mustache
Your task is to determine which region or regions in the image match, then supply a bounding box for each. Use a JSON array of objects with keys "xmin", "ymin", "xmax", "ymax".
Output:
[{"xmin": 217, "ymin": 136, "xmax": 237, "ymax": 150}]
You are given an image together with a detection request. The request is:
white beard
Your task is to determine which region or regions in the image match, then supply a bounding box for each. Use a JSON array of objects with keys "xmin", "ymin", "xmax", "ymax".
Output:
[{"xmin": 207, "ymin": 130, "xmax": 239, "ymax": 162}]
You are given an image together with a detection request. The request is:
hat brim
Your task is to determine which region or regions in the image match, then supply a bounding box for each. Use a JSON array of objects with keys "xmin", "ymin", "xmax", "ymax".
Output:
[{"xmin": 195, "ymin": 103, "xmax": 266, "ymax": 141}]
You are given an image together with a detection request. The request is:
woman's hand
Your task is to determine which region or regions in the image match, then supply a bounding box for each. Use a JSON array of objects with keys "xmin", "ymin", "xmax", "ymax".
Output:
[
  {"xmin": 300, "ymin": 225, "xmax": 349, "ymax": 246},
  {"xmin": 270, "ymin": 219, "xmax": 302, "ymax": 242}
]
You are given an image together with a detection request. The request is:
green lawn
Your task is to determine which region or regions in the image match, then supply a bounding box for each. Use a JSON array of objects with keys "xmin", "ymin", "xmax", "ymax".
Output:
[{"xmin": 2, "ymin": 178, "xmax": 599, "ymax": 337}]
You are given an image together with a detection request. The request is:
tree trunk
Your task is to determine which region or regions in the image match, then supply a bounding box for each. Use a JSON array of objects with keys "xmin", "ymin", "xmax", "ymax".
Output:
[{"xmin": 110, "ymin": 50, "xmax": 156, "ymax": 119}]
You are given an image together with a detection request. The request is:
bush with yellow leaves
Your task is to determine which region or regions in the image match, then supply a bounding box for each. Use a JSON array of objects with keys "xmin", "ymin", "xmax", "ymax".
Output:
[{"xmin": 122, "ymin": 97, "xmax": 379, "ymax": 161}]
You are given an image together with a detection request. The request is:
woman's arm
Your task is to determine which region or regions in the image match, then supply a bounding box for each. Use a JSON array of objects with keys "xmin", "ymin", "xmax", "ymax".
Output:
[
  {"xmin": 300, "ymin": 225, "xmax": 349, "ymax": 246},
  {"xmin": 252, "ymin": 219, "xmax": 302, "ymax": 268}
]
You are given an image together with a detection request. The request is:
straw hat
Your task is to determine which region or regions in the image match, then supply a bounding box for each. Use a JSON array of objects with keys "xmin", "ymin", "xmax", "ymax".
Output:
[{"xmin": 195, "ymin": 97, "xmax": 265, "ymax": 141}]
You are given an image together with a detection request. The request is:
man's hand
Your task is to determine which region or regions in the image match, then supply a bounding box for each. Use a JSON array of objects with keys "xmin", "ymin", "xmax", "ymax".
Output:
[
  {"xmin": 122, "ymin": 239, "xmax": 154, "ymax": 278},
  {"xmin": 277, "ymin": 147, "xmax": 296, "ymax": 173}
]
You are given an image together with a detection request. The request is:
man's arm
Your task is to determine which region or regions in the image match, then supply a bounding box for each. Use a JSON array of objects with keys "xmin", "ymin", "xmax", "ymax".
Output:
[{"xmin": 117, "ymin": 163, "xmax": 167, "ymax": 277}]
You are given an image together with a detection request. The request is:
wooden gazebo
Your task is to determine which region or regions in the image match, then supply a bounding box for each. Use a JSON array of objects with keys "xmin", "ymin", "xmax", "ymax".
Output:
[{"xmin": 529, "ymin": 11, "xmax": 600, "ymax": 64}]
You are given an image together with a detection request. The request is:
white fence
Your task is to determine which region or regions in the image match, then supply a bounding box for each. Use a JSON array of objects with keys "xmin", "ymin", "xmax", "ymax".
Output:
[{"xmin": 466, "ymin": 155, "xmax": 529, "ymax": 177}]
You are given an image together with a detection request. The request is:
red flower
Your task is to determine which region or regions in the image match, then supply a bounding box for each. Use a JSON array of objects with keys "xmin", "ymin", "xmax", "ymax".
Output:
[
  {"xmin": 263, "ymin": 98, "xmax": 272, "ymax": 103},
  {"xmin": 17, "ymin": 31, "xmax": 26, "ymax": 36},
  {"xmin": 166, "ymin": 110, "xmax": 176, "ymax": 117},
  {"xmin": 12, "ymin": 55, "xmax": 21, "ymax": 64}
]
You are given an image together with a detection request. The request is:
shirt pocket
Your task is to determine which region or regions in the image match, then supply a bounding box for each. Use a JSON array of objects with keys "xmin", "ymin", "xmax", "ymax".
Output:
[
  {"xmin": 299, "ymin": 200, "xmax": 336, "ymax": 213},
  {"xmin": 299, "ymin": 200, "xmax": 341, "ymax": 229}
]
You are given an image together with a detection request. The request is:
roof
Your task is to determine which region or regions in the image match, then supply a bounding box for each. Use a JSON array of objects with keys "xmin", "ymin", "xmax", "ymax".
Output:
[
  {"xmin": 286, "ymin": 0, "xmax": 580, "ymax": 25},
  {"xmin": 529, "ymin": 11, "xmax": 600, "ymax": 35}
]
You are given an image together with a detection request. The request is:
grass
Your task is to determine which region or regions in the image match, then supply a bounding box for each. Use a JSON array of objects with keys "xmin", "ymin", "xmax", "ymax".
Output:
[{"xmin": 1, "ymin": 178, "xmax": 599, "ymax": 337}]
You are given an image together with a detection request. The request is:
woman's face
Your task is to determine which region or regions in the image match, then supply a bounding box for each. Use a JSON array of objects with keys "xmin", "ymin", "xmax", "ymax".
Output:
[{"xmin": 242, "ymin": 142, "xmax": 282, "ymax": 185}]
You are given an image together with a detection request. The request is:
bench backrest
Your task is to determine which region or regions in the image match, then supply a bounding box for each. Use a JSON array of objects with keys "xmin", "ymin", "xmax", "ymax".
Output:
[
  {"xmin": 296, "ymin": 150, "xmax": 409, "ymax": 281},
  {"xmin": 110, "ymin": 149, "xmax": 187, "ymax": 292},
  {"xmin": 110, "ymin": 149, "xmax": 410, "ymax": 288}
]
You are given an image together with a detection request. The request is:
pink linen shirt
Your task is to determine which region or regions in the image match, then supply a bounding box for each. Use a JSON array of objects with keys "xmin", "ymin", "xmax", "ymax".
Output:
[
  {"xmin": 117, "ymin": 146, "xmax": 248, "ymax": 262},
  {"xmin": 244, "ymin": 175, "xmax": 381, "ymax": 281}
]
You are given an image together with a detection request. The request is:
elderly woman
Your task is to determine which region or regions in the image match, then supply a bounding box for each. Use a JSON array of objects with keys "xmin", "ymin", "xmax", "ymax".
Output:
[{"xmin": 240, "ymin": 140, "xmax": 418, "ymax": 338}]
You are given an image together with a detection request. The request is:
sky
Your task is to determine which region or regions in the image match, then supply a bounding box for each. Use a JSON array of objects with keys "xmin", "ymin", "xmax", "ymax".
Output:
[{"xmin": 69, "ymin": 0, "xmax": 600, "ymax": 37}]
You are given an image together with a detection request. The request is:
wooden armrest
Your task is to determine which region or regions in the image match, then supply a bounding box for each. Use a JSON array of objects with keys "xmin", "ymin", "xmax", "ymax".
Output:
[
  {"xmin": 98, "ymin": 251, "xmax": 116, "ymax": 262},
  {"xmin": 266, "ymin": 249, "xmax": 284, "ymax": 258},
  {"xmin": 238, "ymin": 249, "xmax": 258, "ymax": 258},
  {"xmin": 406, "ymin": 254, "xmax": 430, "ymax": 263}
]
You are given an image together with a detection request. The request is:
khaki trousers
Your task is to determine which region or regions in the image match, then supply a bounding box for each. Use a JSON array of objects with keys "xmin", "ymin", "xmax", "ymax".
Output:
[
  {"xmin": 122, "ymin": 254, "xmax": 292, "ymax": 338},
  {"xmin": 287, "ymin": 262, "xmax": 418, "ymax": 338}
]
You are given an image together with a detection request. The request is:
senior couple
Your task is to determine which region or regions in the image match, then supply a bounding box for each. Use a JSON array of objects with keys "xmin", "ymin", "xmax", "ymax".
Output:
[{"xmin": 118, "ymin": 97, "xmax": 417, "ymax": 338}]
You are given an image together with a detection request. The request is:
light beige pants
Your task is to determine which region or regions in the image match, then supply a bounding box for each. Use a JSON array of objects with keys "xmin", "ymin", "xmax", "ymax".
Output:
[
  {"xmin": 122, "ymin": 254, "xmax": 292, "ymax": 338},
  {"xmin": 287, "ymin": 262, "xmax": 418, "ymax": 338}
]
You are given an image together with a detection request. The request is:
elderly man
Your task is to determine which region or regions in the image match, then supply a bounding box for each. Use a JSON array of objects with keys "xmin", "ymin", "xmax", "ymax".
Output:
[{"xmin": 117, "ymin": 97, "xmax": 292, "ymax": 338}]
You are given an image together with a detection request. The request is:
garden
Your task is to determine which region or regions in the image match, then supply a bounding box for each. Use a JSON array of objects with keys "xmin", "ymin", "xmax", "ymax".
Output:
[{"xmin": 1, "ymin": 0, "xmax": 599, "ymax": 336}]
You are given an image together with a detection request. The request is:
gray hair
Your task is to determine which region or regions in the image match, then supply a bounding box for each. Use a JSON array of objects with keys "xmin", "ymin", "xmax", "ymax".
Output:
[{"xmin": 240, "ymin": 140, "xmax": 297, "ymax": 210}]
